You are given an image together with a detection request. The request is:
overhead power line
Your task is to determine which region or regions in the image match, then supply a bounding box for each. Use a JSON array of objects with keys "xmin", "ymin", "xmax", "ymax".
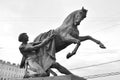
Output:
[
  {"xmin": 90, "ymin": 23, "xmax": 120, "ymax": 35},
  {"xmin": 69, "ymin": 59, "xmax": 120, "ymax": 70},
  {"xmin": 84, "ymin": 71, "xmax": 120, "ymax": 79}
]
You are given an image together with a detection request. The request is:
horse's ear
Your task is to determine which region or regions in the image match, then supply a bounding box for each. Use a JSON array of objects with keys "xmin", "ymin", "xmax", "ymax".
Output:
[{"xmin": 82, "ymin": 6, "xmax": 84, "ymax": 10}]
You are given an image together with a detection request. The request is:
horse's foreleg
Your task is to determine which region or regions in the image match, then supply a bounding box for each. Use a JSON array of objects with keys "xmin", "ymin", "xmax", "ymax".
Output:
[
  {"xmin": 63, "ymin": 34, "xmax": 81, "ymax": 59},
  {"xmin": 66, "ymin": 43, "xmax": 81, "ymax": 59},
  {"xmin": 79, "ymin": 35, "xmax": 106, "ymax": 49}
]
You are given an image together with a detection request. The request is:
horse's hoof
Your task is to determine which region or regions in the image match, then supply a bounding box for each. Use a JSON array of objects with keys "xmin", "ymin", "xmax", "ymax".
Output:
[
  {"xmin": 100, "ymin": 45, "xmax": 106, "ymax": 49},
  {"xmin": 66, "ymin": 53, "xmax": 72, "ymax": 59}
]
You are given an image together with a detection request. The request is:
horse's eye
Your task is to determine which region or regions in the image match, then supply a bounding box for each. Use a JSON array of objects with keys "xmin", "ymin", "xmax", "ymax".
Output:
[
  {"xmin": 80, "ymin": 12, "xmax": 83, "ymax": 14},
  {"xmin": 76, "ymin": 14, "xmax": 80, "ymax": 17}
]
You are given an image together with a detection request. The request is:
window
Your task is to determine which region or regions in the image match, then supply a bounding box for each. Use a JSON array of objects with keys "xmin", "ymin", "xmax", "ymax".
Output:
[{"xmin": 1, "ymin": 78, "xmax": 3, "ymax": 80}]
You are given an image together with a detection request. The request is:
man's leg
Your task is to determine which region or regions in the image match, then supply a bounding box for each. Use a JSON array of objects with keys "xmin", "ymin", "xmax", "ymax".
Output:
[
  {"xmin": 28, "ymin": 58, "xmax": 48, "ymax": 77},
  {"xmin": 50, "ymin": 62, "xmax": 72, "ymax": 75}
]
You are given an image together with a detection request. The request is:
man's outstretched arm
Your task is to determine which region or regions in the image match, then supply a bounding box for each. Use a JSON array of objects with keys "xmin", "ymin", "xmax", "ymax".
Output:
[{"xmin": 33, "ymin": 34, "xmax": 55, "ymax": 49}]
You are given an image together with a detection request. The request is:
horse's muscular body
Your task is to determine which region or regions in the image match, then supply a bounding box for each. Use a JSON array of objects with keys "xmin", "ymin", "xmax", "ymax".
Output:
[
  {"xmin": 35, "ymin": 7, "xmax": 106, "ymax": 59},
  {"xmin": 34, "ymin": 7, "xmax": 106, "ymax": 72},
  {"xmin": 54, "ymin": 25, "xmax": 79, "ymax": 52}
]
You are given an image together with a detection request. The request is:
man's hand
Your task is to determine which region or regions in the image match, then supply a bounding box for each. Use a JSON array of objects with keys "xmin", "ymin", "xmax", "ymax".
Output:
[{"xmin": 50, "ymin": 33, "xmax": 56, "ymax": 39}]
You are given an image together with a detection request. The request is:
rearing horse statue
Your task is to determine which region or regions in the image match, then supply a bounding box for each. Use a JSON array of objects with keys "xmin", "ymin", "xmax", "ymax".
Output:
[{"xmin": 34, "ymin": 7, "xmax": 106, "ymax": 75}]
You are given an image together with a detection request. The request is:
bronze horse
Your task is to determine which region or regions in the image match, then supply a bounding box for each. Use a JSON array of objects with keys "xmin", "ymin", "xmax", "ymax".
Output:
[{"xmin": 34, "ymin": 7, "xmax": 106, "ymax": 74}]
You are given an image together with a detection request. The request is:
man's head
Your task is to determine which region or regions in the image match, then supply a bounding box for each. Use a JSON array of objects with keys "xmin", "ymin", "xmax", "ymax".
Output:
[{"xmin": 18, "ymin": 33, "xmax": 29, "ymax": 42}]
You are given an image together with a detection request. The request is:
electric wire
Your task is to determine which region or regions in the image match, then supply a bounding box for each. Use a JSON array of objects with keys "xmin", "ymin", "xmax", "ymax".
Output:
[
  {"xmin": 84, "ymin": 71, "xmax": 120, "ymax": 79},
  {"xmin": 69, "ymin": 59, "xmax": 120, "ymax": 70}
]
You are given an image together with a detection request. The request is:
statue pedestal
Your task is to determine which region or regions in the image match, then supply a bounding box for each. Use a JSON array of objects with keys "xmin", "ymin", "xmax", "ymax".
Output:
[{"xmin": 15, "ymin": 75, "xmax": 86, "ymax": 80}]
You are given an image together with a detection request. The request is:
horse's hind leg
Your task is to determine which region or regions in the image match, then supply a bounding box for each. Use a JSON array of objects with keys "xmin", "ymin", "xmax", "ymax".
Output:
[
  {"xmin": 51, "ymin": 62, "xmax": 72, "ymax": 75},
  {"xmin": 79, "ymin": 35, "xmax": 106, "ymax": 49}
]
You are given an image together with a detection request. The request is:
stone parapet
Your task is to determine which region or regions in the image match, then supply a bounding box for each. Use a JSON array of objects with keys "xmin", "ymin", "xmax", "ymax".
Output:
[{"xmin": 13, "ymin": 75, "xmax": 86, "ymax": 80}]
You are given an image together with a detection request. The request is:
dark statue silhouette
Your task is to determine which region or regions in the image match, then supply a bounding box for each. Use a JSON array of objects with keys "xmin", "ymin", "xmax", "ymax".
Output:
[{"xmin": 20, "ymin": 7, "xmax": 106, "ymax": 79}]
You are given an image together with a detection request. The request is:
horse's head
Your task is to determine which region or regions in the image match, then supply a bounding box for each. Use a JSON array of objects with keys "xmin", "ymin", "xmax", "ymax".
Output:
[
  {"xmin": 73, "ymin": 7, "xmax": 88, "ymax": 26},
  {"xmin": 63, "ymin": 7, "xmax": 88, "ymax": 26}
]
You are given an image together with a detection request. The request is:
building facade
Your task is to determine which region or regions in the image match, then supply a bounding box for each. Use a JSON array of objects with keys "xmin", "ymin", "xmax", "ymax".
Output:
[{"xmin": 0, "ymin": 60, "xmax": 25, "ymax": 80}]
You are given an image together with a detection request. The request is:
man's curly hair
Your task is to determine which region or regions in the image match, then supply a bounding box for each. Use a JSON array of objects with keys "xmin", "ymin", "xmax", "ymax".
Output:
[{"xmin": 18, "ymin": 33, "xmax": 27, "ymax": 42}]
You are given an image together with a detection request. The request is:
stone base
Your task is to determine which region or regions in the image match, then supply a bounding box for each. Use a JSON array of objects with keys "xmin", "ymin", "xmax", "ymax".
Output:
[{"xmin": 14, "ymin": 75, "xmax": 86, "ymax": 80}]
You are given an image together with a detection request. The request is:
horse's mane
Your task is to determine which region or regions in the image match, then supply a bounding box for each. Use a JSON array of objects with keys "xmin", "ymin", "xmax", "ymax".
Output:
[{"xmin": 62, "ymin": 10, "xmax": 80, "ymax": 26}]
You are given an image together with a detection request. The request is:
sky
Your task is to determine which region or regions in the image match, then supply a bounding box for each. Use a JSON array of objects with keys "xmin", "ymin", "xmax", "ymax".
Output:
[{"xmin": 0, "ymin": 0, "xmax": 120, "ymax": 80}]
